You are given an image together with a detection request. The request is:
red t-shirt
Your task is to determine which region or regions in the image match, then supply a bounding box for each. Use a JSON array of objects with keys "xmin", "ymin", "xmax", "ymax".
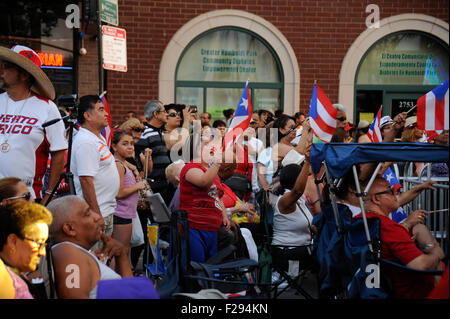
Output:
[
  {"xmin": 222, "ymin": 183, "xmax": 238, "ymax": 209},
  {"xmin": 356, "ymin": 212, "xmax": 435, "ymax": 298},
  {"xmin": 234, "ymin": 145, "xmax": 253, "ymax": 202},
  {"xmin": 179, "ymin": 161, "xmax": 224, "ymax": 232}
]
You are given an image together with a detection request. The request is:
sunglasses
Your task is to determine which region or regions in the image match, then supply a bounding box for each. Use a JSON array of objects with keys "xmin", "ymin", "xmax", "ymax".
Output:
[
  {"xmin": 7, "ymin": 192, "xmax": 32, "ymax": 201},
  {"xmin": 132, "ymin": 127, "xmax": 144, "ymax": 132},
  {"xmin": 167, "ymin": 112, "xmax": 181, "ymax": 118},
  {"xmin": 337, "ymin": 117, "xmax": 347, "ymax": 122},
  {"xmin": 374, "ymin": 188, "xmax": 396, "ymax": 196},
  {"xmin": 285, "ymin": 123, "xmax": 301, "ymax": 136},
  {"xmin": 0, "ymin": 61, "xmax": 16, "ymax": 70}
]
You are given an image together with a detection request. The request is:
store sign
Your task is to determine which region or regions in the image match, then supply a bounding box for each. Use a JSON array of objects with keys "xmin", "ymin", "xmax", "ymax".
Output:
[
  {"xmin": 102, "ymin": 26, "xmax": 127, "ymax": 72},
  {"xmin": 177, "ymin": 29, "xmax": 280, "ymax": 83},
  {"xmin": 100, "ymin": 0, "xmax": 118, "ymax": 26},
  {"xmin": 357, "ymin": 33, "xmax": 449, "ymax": 85},
  {"xmin": 37, "ymin": 52, "xmax": 63, "ymax": 67}
]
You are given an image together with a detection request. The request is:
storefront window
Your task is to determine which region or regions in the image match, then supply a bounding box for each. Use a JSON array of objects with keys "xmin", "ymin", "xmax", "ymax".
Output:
[
  {"xmin": 0, "ymin": 1, "xmax": 75, "ymax": 98},
  {"xmin": 357, "ymin": 32, "xmax": 449, "ymax": 85},
  {"xmin": 176, "ymin": 87, "xmax": 203, "ymax": 110},
  {"xmin": 253, "ymin": 89, "xmax": 280, "ymax": 113},
  {"xmin": 354, "ymin": 31, "xmax": 449, "ymax": 123},
  {"xmin": 176, "ymin": 27, "xmax": 283, "ymax": 118}
]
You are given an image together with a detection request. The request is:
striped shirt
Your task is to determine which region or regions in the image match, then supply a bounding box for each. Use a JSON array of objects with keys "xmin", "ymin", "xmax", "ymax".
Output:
[{"xmin": 135, "ymin": 123, "xmax": 171, "ymax": 193}]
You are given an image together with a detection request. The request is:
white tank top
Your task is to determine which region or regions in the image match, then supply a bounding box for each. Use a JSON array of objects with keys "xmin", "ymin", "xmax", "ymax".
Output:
[
  {"xmin": 52, "ymin": 241, "xmax": 121, "ymax": 299},
  {"xmin": 272, "ymin": 193, "xmax": 314, "ymax": 247}
]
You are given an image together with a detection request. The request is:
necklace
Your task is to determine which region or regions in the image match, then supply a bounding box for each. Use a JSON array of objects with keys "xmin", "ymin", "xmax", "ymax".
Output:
[{"xmin": 1, "ymin": 91, "xmax": 31, "ymax": 153}]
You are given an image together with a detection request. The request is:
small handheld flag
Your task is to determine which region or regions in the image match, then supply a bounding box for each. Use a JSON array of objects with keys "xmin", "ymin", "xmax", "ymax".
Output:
[
  {"xmin": 417, "ymin": 80, "xmax": 449, "ymax": 139},
  {"xmin": 308, "ymin": 83, "xmax": 337, "ymax": 143},
  {"xmin": 367, "ymin": 106, "xmax": 382, "ymax": 142},
  {"xmin": 223, "ymin": 80, "xmax": 252, "ymax": 151}
]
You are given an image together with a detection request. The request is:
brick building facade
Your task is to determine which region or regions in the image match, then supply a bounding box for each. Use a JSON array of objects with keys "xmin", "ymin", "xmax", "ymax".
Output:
[{"xmin": 2, "ymin": 1, "xmax": 448, "ymax": 125}]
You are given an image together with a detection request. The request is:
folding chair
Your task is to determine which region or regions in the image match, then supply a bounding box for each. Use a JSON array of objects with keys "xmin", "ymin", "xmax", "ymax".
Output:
[
  {"xmin": 144, "ymin": 220, "xmax": 168, "ymax": 280},
  {"xmin": 156, "ymin": 208, "xmax": 266, "ymax": 298},
  {"xmin": 269, "ymin": 244, "xmax": 317, "ymax": 299},
  {"xmin": 310, "ymin": 142, "xmax": 448, "ymax": 299},
  {"xmin": 255, "ymin": 188, "xmax": 318, "ymax": 299}
]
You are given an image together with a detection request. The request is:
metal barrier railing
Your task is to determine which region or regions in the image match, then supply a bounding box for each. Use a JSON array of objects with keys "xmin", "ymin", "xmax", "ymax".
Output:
[{"xmin": 398, "ymin": 162, "xmax": 449, "ymax": 255}]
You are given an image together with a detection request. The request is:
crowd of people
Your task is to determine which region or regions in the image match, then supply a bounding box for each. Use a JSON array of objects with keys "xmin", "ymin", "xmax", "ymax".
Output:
[{"xmin": 1, "ymin": 45, "xmax": 448, "ymax": 299}]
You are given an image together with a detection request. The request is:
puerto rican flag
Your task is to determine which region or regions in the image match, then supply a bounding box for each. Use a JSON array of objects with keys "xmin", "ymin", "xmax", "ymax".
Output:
[
  {"xmin": 367, "ymin": 105, "xmax": 382, "ymax": 142},
  {"xmin": 417, "ymin": 80, "xmax": 449, "ymax": 138},
  {"xmin": 383, "ymin": 167, "xmax": 402, "ymax": 192},
  {"xmin": 223, "ymin": 80, "xmax": 252, "ymax": 151},
  {"xmin": 308, "ymin": 83, "xmax": 337, "ymax": 143},
  {"xmin": 383, "ymin": 166, "xmax": 407, "ymax": 223},
  {"xmin": 100, "ymin": 92, "xmax": 113, "ymax": 148}
]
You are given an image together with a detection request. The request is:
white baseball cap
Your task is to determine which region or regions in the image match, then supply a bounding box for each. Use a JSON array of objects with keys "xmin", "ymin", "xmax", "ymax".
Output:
[{"xmin": 380, "ymin": 116, "xmax": 394, "ymax": 129}]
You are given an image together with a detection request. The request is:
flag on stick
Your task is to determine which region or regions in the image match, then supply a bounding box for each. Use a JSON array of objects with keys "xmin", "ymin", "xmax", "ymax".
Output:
[
  {"xmin": 308, "ymin": 83, "xmax": 337, "ymax": 143},
  {"xmin": 417, "ymin": 80, "xmax": 449, "ymax": 138},
  {"xmin": 367, "ymin": 105, "xmax": 383, "ymax": 142},
  {"xmin": 99, "ymin": 91, "xmax": 113, "ymax": 148},
  {"xmin": 223, "ymin": 80, "xmax": 252, "ymax": 151}
]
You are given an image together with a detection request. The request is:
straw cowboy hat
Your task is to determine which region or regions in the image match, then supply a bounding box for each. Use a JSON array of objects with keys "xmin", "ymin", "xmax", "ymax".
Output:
[{"xmin": 0, "ymin": 45, "xmax": 55, "ymax": 100}]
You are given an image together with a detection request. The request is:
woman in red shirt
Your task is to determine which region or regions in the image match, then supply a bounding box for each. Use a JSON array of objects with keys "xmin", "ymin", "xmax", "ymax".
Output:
[{"xmin": 179, "ymin": 134, "xmax": 230, "ymax": 262}]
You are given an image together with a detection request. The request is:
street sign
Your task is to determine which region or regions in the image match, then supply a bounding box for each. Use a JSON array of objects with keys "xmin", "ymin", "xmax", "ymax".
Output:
[
  {"xmin": 102, "ymin": 26, "xmax": 127, "ymax": 72},
  {"xmin": 100, "ymin": 0, "xmax": 119, "ymax": 26}
]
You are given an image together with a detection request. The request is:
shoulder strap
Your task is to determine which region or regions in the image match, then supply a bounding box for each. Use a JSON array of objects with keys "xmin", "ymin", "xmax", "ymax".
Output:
[
  {"xmin": 115, "ymin": 159, "xmax": 128, "ymax": 172},
  {"xmin": 296, "ymin": 200, "xmax": 314, "ymax": 244}
]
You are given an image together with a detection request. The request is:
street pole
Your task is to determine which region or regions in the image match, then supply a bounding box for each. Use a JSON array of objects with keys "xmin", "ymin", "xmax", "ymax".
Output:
[{"xmin": 97, "ymin": 0, "xmax": 103, "ymax": 95}]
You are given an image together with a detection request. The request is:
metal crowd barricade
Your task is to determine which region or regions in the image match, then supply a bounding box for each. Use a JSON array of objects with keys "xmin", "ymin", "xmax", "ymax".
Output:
[{"xmin": 397, "ymin": 162, "xmax": 449, "ymax": 255}]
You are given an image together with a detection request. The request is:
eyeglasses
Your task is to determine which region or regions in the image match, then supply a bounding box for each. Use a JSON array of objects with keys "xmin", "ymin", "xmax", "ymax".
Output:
[
  {"xmin": 374, "ymin": 188, "xmax": 396, "ymax": 196},
  {"xmin": 337, "ymin": 117, "xmax": 347, "ymax": 122},
  {"xmin": 167, "ymin": 112, "xmax": 181, "ymax": 118},
  {"xmin": 132, "ymin": 127, "xmax": 144, "ymax": 132},
  {"xmin": 6, "ymin": 192, "xmax": 32, "ymax": 201},
  {"xmin": 22, "ymin": 237, "xmax": 47, "ymax": 252}
]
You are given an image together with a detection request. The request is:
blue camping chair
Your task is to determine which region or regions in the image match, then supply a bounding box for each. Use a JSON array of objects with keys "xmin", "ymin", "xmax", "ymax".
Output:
[
  {"xmin": 310, "ymin": 142, "xmax": 448, "ymax": 299},
  {"xmin": 156, "ymin": 209, "xmax": 264, "ymax": 298}
]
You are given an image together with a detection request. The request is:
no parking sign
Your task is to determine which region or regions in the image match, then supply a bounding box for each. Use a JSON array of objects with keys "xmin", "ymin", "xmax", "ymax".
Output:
[{"xmin": 102, "ymin": 25, "xmax": 127, "ymax": 72}]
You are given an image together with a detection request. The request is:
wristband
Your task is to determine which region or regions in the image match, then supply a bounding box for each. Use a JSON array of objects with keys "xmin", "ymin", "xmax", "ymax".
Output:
[
  {"xmin": 226, "ymin": 208, "xmax": 232, "ymax": 220},
  {"xmin": 44, "ymin": 189, "xmax": 54, "ymax": 195}
]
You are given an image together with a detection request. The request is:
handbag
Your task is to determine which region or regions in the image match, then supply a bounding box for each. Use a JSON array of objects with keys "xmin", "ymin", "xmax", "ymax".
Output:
[
  {"xmin": 224, "ymin": 172, "xmax": 252, "ymax": 194},
  {"xmin": 137, "ymin": 150, "xmax": 153, "ymax": 212},
  {"xmin": 224, "ymin": 158, "xmax": 252, "ymax": 195},
  {"xmin": 130, "ymin": 215, "xmax": 145, "ymax": 247}
]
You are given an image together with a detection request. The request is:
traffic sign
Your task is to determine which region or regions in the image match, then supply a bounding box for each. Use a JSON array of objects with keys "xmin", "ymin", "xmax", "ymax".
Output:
[{"xmin": 100, "ymin": 0, "xmax": 119, "ymax": 26}]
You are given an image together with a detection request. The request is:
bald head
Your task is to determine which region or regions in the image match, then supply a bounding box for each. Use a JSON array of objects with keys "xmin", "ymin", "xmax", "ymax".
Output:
[{"xmin": 47, "ymin": 195, "xmax": 86, "ymax": 242}]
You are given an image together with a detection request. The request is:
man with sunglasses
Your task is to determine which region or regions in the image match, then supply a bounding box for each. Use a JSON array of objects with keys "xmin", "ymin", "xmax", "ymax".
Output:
[
  {"xmin": 135, "ymin": 100, "xmax": 172, "ymax": 203},
  {"xmin": 359, "ymin": 177, "xmax": 444, "ymax": 298}
]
